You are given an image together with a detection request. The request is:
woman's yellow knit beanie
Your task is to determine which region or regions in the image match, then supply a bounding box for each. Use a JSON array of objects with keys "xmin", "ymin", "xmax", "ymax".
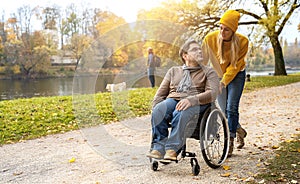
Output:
[{"xmin": 220, "ymin": 10, "xmax": 240, "ymax": 32}]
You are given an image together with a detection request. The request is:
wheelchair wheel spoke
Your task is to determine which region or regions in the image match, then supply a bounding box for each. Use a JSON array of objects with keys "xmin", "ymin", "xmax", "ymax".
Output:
[{"xmin": 200, "ymin": 107, "xmax": 230, "ymax": 168}]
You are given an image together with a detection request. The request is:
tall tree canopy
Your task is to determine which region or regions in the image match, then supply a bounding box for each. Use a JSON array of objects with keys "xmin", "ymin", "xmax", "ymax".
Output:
[{"xmin": 165, "ymin": 0, "xmax": 300, "ymax": 75}]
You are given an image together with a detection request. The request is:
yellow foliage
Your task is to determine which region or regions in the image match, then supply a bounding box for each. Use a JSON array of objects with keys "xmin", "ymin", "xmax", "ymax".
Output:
[
  {"xmin": 137, "ymin": 6, "xmax": 179, "ymax": 23},
  {"xmin": 7, "ymin": 32, "xmax": 17, "ymax": 43},
  {"xmin": 12, "ymin": 65, "xmax": 21, "ymax": 74},
  {"xmin": 0, "ymin": 66, "xmax": 5, "ymax": 73},
  {"xmin": 95, "ymin": 11, "xmax": 126, "ymax": 36},
  {"xmin": 112, "ymin": 49, "xmax": 129, "ymax": 66},
  {"xmin": 7, "ymin": 18, "xmax": 17, "ymax": 24}
]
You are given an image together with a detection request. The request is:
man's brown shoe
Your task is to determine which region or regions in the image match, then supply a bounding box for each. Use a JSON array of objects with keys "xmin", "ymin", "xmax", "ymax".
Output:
[
  {"xmin": 164, "ymin": 150, "xmax": 177, "ymax": 161},
  {"xmin": 236, "ymin": 127, "xmax": 247, "ymax": 149},
  {"xmin": 146, "ymin": 150, "xmax": 163, "ymax": 159}
]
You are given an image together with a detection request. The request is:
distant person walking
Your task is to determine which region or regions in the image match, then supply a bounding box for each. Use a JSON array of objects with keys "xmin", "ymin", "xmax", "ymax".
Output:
[{"xmin": 147, "ymin": 47, "xmax": 156, "ymax": 87}]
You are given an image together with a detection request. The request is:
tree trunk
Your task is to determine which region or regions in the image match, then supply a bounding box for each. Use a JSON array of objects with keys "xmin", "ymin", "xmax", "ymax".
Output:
[
  {"xmin": 270, "ymin": 35, "xmax": 287, "ymax": 75},
  {"xmin": 75, "ymin": 57, "xmax": 80, "ymax": 70}
]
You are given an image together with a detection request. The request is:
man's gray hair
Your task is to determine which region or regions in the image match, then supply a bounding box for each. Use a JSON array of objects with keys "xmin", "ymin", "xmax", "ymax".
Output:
[{"xmin": 179, "ymin": 40, "xmax": 199, "ymax": 64}]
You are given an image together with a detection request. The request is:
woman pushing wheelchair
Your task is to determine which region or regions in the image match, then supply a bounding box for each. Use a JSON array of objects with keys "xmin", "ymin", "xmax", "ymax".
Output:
[{"xmin": 202, "ymin": 10, "xmax": 249, "ymax": 157}]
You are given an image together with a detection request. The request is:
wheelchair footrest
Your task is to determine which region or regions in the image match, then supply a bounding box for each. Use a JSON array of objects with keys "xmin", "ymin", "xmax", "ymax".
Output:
[{"xmin": 182, "ymin": 151, "xmax": 196, "ymax": 158}]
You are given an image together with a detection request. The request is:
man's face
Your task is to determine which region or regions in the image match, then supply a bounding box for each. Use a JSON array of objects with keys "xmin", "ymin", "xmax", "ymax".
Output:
[{"xmin": 186, "ymin": 43, "xmax": 203, "ymax": 64}]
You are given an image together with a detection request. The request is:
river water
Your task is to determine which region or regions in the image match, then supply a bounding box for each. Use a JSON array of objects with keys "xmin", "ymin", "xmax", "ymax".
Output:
[
  {"xmin": 0, "ymin": 69, "xmax": 298, "ymax": 101},
  {"xmin": 0, "ymin": 74, "xmax": 163, "ymax": 101}
]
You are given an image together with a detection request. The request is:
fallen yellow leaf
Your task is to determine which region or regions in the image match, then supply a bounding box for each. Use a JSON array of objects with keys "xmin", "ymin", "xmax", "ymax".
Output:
[
  {"xmin": 220, "ymin": 172, "xmax": 231, "ymax": 177},
  {"xmin": 69, "ymin": 157, "xmax": 76, "ymax": 163},
  {"xmin": 222, "ymin": 165, "xmax": 231, "ymax": 170},
  {"xmin": 271, "ymin": 145, "xmax": 279, "ymax": 149},
  {"xmin": 285, "ymin": 139, "xmax": 292, "ymax": 143}
]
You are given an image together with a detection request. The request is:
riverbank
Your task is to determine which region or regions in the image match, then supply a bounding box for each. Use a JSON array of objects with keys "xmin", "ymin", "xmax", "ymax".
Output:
[
  {"xmin": 1, "ymin": 74, "xmax": 300, "ymax": 145},
  {"xmin": 1, "ymin": 82, "xmax": 299, "ymax": 183}
]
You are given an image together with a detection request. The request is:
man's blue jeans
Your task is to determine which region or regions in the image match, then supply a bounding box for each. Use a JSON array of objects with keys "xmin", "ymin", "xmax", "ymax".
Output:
[
  {"xmin": 218, "ymin": 70, "xmax": 246, "ymax": 138},
  {"xmin": 151, "ymin": 98, "xmax": 209, "ymax": 154}
]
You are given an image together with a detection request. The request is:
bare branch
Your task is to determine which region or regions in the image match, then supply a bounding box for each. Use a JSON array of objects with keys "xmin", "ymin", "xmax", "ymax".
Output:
[
  {"xmin": 239, "ymin": 21, "xmax": 260, "ymax": 25},
  {"xmin": 277, "ymin": 0, "xmax": 300, "ymax": 34},
  {"xmin": 235, "ymin": 9, "xmax": 262, "ymax": 20},
  {"xmin": 259, "ymin": 0, "xmax": 270, "ymax": 15}
]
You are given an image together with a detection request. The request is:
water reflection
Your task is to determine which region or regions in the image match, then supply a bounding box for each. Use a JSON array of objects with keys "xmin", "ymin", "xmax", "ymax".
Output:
[
  {"xmin": 0, "ymin": 74, "xmax": 163, "ymax": 100},
  {"xmin": 2, "ymin": 69, "xmax": 299, "ymax": 101}
]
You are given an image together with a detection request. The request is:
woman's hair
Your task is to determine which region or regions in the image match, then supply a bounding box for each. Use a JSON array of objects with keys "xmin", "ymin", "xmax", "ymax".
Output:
[
  {"xmin": 148, "ymin": 47, "xmax": 153, "ymax": 54},
  {"xmin": 179, "ymin": 40, "xmax": 198, "ymax": 64},
  {"xmin": 217, "ymin": 33, "xmax": 240, "ymax": 68}
]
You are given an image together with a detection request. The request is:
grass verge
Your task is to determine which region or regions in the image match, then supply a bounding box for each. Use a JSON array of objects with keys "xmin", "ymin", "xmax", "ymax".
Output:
[
  {"xmin": 253, "ymin": 134, "xmax": 300, "ymax": 183},
  {"xmin": 0, "ymin": 88, "xmax": 156, "ymax": 145},
  {"xmin": 0, "ymin": 73, "xmax": 299, "ymax": 145},
  {"xmin": 243, "ymin": 73, "xmax": 300, "ymax": 93}
]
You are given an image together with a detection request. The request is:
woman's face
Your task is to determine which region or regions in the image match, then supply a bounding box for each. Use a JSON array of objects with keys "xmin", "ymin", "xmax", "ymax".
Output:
[{"xmin": 220, "ymin": 24, "xmax": 234, "ymax": 41}]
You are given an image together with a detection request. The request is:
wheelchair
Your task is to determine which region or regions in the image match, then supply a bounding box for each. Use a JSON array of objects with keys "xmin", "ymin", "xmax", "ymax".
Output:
[{"xmin": 149, "ymin": 103, "xmax": 230, "ymax": 176}]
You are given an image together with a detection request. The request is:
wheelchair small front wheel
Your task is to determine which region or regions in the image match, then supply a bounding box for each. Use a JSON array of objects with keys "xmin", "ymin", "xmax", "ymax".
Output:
[
  {"xmin": 151, "ymin": 160, "xmax": 159, "ymax": 171},
  {"xmin": 200, "ymin": 108, "xmax": 229, "ymax": 169},
  {"xmin": 190, "ymin": 158, "xmax": 200, "ymax": 176}
]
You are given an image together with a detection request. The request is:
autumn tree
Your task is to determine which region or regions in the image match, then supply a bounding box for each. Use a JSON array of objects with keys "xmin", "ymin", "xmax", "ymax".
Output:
[
  {"xmin": 57, "ymin": 4, "xmax": 81, "ymax": 50},
  {"xmin": 284, "ymin": 38, "xmax": 300, "ymax": 67},
  {"xmin": 17, "ymin": 31, "xmax": 51, "ymax": 77},
  {"xmin": 94, "ymin": 11, "xmax": 130, "ymax": 68},
  {"xmin": 66, "ymin": 33, "xmax": 92, "ymax": 70},
  {"xmin": 236, "ymin": 0, "xmax": 300, "ymax": 75},
  {"xmin": 0, "ymin": 23, "xmax": 5, "ymax": 63},
  {"xmin": 42, "ymin": 6, "xmax": 60, "ymax": 30},
  {"xmin": 16, "ymin": 5, "xmax": 38, "ymax": 35},
  {"xmin": 2, "ymin": 18, "xmax": 22, "ymax": 68},
  {"xmin": 57, "ymin": 12, "xmax": 68, "ymax": 49},
  {"xmin": 80, "ymin": 7, "xmax": 93, "ymax": 36},
  {"xmin": 166, "ymin": 0, "xmax": 300, "ymax": 75},
  {"xmin": 136, "ymin": 6, "xmax": 186, "ymax": 65}
]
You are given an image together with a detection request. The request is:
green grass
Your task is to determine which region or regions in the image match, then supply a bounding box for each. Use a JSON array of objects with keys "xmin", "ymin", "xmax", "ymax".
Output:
[
  {"xmin": 0, "ymin": 73, "xmax": 299, "ymax": 145},
  {"xmin": 243, "ymin": 73, "xmax": 300, "ymax": 93},
  {"xmin": 0, "ymin": 88, "xmax": 156, "ymax": 145},
  {"xmin": 254, "ymin": 134, "xmax": 300, "ymax": 183}
]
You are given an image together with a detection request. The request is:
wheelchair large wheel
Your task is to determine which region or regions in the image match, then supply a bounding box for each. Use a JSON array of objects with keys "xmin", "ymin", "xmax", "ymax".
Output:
[{"xmin": 200, "ymin": 108, "xmax": 229, "ymax": 169}]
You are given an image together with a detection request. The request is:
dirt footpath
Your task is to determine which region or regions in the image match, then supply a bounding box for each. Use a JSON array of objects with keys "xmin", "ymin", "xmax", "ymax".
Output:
[{"xmin": 1, "ymin": 82, "xmax": 300, "ymax": 184}]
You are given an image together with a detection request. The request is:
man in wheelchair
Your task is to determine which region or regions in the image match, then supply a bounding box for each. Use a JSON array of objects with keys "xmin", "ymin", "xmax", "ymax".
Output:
[{"xmin": 146, "ymin": 40, "xmax": 220, "ymax": 161}]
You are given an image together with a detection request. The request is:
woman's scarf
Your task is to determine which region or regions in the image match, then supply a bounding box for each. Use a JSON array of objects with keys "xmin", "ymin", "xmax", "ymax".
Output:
[{"xmin": 176, "ymin": 65, "xmax": 202, "ymax": 93}]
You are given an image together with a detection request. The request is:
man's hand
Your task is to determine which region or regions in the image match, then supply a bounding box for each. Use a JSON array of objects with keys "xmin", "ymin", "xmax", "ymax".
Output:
[{"xmin": 176, "ymin": 99, "xmax": 192, "ymax": 111}]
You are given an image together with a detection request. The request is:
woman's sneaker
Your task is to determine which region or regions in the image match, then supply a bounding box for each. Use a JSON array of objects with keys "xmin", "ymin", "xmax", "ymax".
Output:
[
  {"xmin": 236, "ymin": 127, "xmax": 247, "ymax": 149},
  {"xmin": 228, "ymin": 137, "xmax": 234, "ymax": 157}
]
